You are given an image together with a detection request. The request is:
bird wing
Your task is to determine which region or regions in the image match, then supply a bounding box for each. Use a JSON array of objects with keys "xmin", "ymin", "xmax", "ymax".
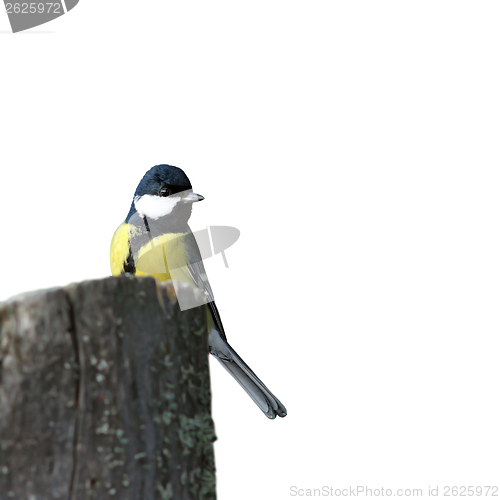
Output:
[
  {"xmin": 180, "ymin": 230, "xmax": 227, "ymax": 340},
  {"xmin": 176, "ymin": 231, "xmax": 287, "ymax": 419}
]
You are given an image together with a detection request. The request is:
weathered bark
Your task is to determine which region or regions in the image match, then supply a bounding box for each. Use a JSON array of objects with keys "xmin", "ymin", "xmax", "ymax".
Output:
[{"xmin": 0, "ymin": 276, "xmax": 216, "ymax": 500}]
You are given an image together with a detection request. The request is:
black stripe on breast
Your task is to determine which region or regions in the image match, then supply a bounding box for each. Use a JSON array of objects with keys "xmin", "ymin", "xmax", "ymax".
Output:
[{"xmin": 123, "ymin": 246, "xmax": 136, "ymax": 274}]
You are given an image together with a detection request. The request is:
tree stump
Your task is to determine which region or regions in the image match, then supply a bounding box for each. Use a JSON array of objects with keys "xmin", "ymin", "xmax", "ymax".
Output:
[{"xmin": 0, "ymin": 276, "xmax": 216, "ymax": 500}]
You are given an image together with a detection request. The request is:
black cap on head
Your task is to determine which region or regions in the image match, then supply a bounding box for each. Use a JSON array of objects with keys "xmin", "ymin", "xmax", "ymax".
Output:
[{"xmin": 134, "ymin": 164, "xmax": 192, "ymax": 197}]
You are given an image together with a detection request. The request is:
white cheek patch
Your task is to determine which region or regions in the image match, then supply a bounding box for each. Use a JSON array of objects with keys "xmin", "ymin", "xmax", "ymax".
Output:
[{"xmin": 134, "ymin": 194, "xmax": 181, "ymax": 219}]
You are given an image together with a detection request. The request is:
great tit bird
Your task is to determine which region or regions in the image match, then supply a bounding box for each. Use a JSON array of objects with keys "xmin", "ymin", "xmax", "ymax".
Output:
[{"xmin": 110, "ymin": 164, "xmax": 287, "ymax": 419}]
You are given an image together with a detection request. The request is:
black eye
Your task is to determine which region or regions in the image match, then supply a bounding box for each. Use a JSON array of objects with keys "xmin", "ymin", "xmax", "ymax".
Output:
[{"xmin": 159, "ymin": 187, "xmax": 171, "ymax": 197}]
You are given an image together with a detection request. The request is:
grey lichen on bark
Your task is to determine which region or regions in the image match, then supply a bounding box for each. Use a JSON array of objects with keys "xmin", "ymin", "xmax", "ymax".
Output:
[{"xmin": 0, "ymin": 276, "xmax": 216, "ymax": 500}]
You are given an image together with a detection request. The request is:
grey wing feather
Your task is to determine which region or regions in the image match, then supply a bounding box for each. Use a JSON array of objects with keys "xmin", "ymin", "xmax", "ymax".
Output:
[
  {"xmin": 182, "ymin": 231, "xmax": 227, "ymax": 340},
  {"xmin": 182, "ymin": 230, "xmax": 287, "ymax": 419}
]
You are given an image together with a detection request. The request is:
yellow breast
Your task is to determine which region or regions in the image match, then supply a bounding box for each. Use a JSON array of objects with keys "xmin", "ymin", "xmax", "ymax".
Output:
[
  {"xmin": 110, "ymin": 223, "xmax": 190, "ymax": 283},
  {"xmin": 134, "ymin": 232, "xmax": 188, "ymax": 282},
  {"xmin": 110, "ymin": 223, "xmax": 132, "ymax": 276}
]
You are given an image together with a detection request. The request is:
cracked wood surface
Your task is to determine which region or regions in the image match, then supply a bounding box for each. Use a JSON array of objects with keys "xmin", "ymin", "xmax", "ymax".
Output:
[{"xmin": 0, "ymin": 276, "xmax": 216, "ymax": 500}]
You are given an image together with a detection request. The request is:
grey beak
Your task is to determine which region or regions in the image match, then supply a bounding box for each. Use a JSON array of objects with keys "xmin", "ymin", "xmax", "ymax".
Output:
[{"xmin": 182, "ymin": 192, "xmax": 205, "ymax": 203}]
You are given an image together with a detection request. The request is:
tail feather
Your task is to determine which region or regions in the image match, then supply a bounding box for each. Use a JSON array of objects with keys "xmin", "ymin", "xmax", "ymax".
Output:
[{"xmin": 209, "ymin": 329, "xmax": 287, "ymax": 419}]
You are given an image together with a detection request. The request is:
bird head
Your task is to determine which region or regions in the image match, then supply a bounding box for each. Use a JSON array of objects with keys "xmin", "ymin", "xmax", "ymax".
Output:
[{"xmin": 126, "ymin": 164, "xmax": 204, "ymax": 223}]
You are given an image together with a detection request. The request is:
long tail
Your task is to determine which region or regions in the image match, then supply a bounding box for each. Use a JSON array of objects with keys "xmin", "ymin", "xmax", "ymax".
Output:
[{"xmin": 209, "ymin": 329, "xmax": 287, "ymax": 419}]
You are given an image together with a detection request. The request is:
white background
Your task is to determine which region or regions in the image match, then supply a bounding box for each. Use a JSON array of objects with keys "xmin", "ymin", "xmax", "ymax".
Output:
[{"xmin": 1, "ymin": 2, "xmax": 500, "ymax": 498}]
